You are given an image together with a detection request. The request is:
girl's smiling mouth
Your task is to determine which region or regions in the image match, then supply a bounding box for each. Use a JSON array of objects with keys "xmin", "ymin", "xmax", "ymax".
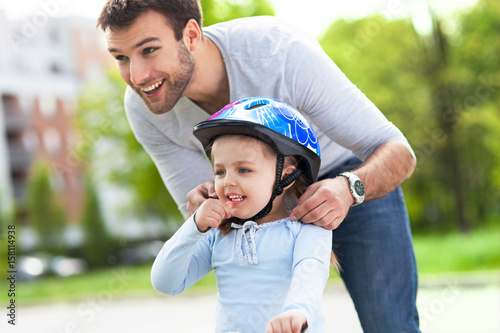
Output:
[{"xmin": 228, "ymin": 195, "xmax": 245, "ymax": 202}]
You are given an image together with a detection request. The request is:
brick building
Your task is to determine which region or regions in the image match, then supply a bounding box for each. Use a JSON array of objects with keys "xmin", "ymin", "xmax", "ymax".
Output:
[{"xmin": 0, "ymin": 11, "xmax": 112, "ymax": 226}]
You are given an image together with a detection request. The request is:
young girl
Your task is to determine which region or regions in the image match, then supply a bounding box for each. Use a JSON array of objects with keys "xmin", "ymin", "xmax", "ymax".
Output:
[{"xmin": 151, "ymin": 97, "xmax": 335, "ymax": 333}]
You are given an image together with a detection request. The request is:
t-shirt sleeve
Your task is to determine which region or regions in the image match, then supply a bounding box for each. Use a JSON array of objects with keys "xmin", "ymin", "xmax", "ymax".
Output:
[{"xmin": 284, "ymin": 36, "xmax": 415, "ymax": 161}]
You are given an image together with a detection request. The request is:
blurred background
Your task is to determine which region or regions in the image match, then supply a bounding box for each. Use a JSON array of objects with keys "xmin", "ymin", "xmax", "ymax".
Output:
[{"xmin": 0, "ymin": 0, "xmax": 498, "ymax": 332}]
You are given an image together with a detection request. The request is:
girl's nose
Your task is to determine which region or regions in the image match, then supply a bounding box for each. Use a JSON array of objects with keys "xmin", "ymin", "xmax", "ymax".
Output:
[{"xmin": 224, "ymin": 173, "xmax": 237, "ymax": 187}]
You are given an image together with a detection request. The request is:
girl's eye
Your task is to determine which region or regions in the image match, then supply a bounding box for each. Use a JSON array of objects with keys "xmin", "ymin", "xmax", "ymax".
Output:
[
  {"xmin": 215, "ymin": 169, "xmax": 225, "ymax": 176},
  {"xmin": 239, "ymin": 168, "xmax": 250, "ymax": 174}
]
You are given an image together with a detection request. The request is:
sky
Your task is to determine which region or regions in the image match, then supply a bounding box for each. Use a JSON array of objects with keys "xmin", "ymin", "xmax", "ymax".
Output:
[{"xmin": 0, "ymin": 0, "xmax": 479, "ymax": 37}]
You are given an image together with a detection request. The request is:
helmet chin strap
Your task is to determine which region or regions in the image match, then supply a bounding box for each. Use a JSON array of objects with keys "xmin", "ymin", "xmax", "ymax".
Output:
[{"xmin": 237, "ymin": 154, "xmax": 302, "ymax": 223}]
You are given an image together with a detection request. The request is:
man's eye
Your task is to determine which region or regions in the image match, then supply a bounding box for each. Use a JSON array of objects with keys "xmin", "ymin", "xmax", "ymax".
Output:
[
  {"xmin": 115, "ymin": 55, "xmax": 128, "ymax": 61},
  {"xmin": 143, "ymin": 47, "xmax": 157, "ymax": 55}
]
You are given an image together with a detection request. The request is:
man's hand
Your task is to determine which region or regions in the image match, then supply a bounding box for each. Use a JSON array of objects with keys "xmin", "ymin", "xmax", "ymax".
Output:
[
  {"xmin": 290, "ymin": 177, "xmax": 353, "ymax": 230},
  {"xmin": 186, "ymin": 180, "xmax": 216, "ymax": 218},
  {"xmin": 265, "ymin": 312, "xmax": 308, "ymax": 333},
  {"xmin": 194, "ymin": 199, "xmax": 232, "ymax": 233}
]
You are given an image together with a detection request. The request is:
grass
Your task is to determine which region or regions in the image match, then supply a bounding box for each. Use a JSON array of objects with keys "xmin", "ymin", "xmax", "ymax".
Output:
[
  {"xmin": 4, "ymin": 227, "xmax": 499, "ymax": 305},
  {"xmin": 412, "ymin": 226, "xmax": 500, "ymax": 273}
]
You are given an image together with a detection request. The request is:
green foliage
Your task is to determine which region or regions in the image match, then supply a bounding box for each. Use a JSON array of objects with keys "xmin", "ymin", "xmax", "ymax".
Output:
[
  {"xmin": 9, "ymin": 226, "xmax": 500, "ymax": 304},
  {"xmin": 76, "ymin": 69, "xmax": 182, "ymax": 224},
  {"xmin": 413, "ymin": 226, "xmax": 500, "ymax": 273},
  {"xmin": 0, "ymin": 191, "xmax": 13, "ymax": 230},
  {"xmin": 201, "ymin": 0, "xmax": 275, "ymax": 27},
  {"xmin": 80, "ymin": 175, "xmax": 118, "ymax": 268},
  {"xmin": 26, "ymin": 161, "xmax": 66, "ymax": 254},
  {"xmin": 444, "ymin": 0, "xmax": 500, "ymax": 226},
  {"xmin": 0, "ymin": 199, "xmax": 8, "ymax": 281},
  {"xmin": 13, "ymin": 264, "xmax": 155, "ymax": 304},
  {"xmin": 319, "ymin": 0, "xmax": 500, "ymax": 233}
]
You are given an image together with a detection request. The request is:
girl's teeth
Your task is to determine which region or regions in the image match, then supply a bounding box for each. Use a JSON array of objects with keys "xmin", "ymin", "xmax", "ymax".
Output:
[{"xmin": 229, "ymin": 195, "xmax": 244, "ymax": 202}]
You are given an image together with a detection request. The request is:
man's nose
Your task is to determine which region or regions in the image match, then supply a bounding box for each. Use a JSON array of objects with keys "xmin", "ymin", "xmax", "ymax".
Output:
[{"xmin": 129, "ymin": 59, "xmax": 151, "ymax": 86}]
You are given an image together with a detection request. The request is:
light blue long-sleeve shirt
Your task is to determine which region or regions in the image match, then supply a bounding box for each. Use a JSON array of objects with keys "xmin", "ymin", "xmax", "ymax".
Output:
[{"xmin": 151, "ymin": 216, "xmax": 332, "ymax": 332}]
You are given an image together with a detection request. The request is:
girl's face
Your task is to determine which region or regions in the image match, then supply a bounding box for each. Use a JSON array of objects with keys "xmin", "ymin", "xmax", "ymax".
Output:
[{"xmin": 212, "ymin": 136, "xmax": 288, "ymax": 223}]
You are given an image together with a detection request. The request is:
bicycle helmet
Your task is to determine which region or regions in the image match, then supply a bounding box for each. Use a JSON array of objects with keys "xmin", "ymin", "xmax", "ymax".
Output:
[{"xmin": 193, "ymin": 97, "xmax": 321, "ymax": 221}]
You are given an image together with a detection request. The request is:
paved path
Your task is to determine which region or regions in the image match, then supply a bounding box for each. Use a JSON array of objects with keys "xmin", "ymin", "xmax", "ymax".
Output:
[{"xmin": 3, "ymin": 272, "xmax": 500, "ymax": 332}]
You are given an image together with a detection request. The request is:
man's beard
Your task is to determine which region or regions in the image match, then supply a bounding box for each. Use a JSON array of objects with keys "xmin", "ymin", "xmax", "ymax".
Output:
[{"xmin": 135, "ymin": 41, "xmax": 195, "ymax": 114}]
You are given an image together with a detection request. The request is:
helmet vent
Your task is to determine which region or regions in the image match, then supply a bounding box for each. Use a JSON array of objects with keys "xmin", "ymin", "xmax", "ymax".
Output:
[{"xmin": 245, "ymin": 99, "xmax": 270, "ymax": 110}]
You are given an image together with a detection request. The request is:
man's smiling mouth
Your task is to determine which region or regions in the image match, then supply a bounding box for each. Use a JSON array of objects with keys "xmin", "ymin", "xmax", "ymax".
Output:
[{"xmin": 141, "ymin": 79, "xmax": 165, "ymax": 94}]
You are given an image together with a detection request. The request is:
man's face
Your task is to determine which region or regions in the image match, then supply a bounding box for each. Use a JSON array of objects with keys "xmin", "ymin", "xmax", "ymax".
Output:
[{"xmin": 106, "ymin": 11, "xmax": 195, "ymax": 114}]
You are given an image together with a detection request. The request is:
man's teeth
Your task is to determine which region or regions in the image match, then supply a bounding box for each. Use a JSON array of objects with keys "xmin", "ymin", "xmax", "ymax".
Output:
[
  {"xmin": 229, "ymin": 195, "xmax": 244, "ymax": 202},
  {"xmin": 142, "ymin": 80, "xmax": 163, "ymax": 92}
]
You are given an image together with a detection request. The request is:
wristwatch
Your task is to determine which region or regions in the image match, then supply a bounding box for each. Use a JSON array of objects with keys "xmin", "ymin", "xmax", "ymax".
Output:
[{"xmin": 338, "ymin": 172, "xmax": 365, "ymax": 206}]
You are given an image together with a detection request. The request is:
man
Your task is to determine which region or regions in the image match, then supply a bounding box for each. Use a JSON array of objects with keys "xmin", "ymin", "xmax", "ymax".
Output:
[{"xmin": 98, "ymin": 0, "xmax": 420, "ymax": 332}]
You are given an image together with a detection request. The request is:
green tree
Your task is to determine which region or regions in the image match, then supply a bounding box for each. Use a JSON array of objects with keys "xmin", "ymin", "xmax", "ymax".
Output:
[
  {"xmin": 26, "ymin": 161, "xmax": 66, "ymax": 253},
  {"xmin": 201, "ymin": 0, "xmax": 274, "ymax": 27},
  {"xmin": 319, "ymin": 0, "xmax": 500, "ymax": 232},
  {"xmin": 443, "ymin": 0, "xmax": 500, "ymax": 228},
  {"xmin": 77, "ymin": 0, "xmax": 275, "ymax": 228},
  {"xmin": 76, "ymin": 69, "xmax": 182, "ymax": 225},
  {"xmin": 412, "ymin": 0, "xmax": 500, "ymax": 231},
  {"xmin": 0, "ymin": 194, "xmax": 11, "ymax": 281},
  {"xmin": 80, "ymin": 175, "xmax": 117, "ymax": 268},
  {"xmin": 0, "ymin": 190, "xmax": 12, "ymax": 230},
  {"xmin": 319, "ymin": 16, "xmax": 438, "ymax": 231}
]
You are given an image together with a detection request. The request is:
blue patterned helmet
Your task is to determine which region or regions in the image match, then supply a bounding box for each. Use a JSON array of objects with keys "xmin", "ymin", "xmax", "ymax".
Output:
[{"xmin": 193, "ymin": 97, "xmax": 321, "ymax": 183}]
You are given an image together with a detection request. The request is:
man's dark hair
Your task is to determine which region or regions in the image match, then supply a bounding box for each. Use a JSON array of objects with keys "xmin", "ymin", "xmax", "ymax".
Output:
[{"xmin": 97, "ymin": 0, "xmax": 203, "ymax": 41}]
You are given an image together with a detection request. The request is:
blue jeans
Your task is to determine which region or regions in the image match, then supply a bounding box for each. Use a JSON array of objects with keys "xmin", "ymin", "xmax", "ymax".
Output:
[{"xmin": 321, "ymin": 157, "xmax": 420, "ymax": 332}]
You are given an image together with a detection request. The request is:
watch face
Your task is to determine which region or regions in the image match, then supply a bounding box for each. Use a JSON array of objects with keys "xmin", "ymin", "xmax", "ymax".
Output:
[{"xmin": 354, "ymin": 180, "xmax": 365, "ymax": 196}]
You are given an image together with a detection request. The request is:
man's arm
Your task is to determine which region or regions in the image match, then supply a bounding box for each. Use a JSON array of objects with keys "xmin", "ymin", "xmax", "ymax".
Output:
[
  {"xmin": 290, "ymin": 141, "xmax": 415, "ymax": 230},
  {"xmin": 353, "ymin": 141, "xmax": 415, "ymax": 201}
]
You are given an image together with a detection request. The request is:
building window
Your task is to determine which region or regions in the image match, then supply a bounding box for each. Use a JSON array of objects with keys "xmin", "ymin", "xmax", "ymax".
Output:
[
  {"xmin": 38, "ymin": 96, "xmax": 57, "ymax": 118},
  {"xmin": 50, "ymin": 63, "xmax": 63, "ymax": 74},
  {"xmin": 19, "ymin": 96, "xmax": 35, "ymax": 115},
  {"xmin": 22, "ymin": 129, "xmax": 39, "ymax": 153},
  {"xmin": 43, "ymin": 128, "xmax": 62, "ymax": 156},
  {"xmin": 2, "ymin": 95, "xmax": 19, "ymax": 115}
]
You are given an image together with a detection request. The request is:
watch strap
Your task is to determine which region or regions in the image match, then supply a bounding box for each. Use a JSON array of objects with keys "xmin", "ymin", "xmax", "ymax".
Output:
[{"xmin": 338, "ymin": 172, "xmax": 365, "ymax": 206}]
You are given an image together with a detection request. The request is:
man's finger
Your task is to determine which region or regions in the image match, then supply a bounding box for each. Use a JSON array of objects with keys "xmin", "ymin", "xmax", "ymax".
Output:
[
  {"xmin": 297, "ymin": 200, "xmax": 331, "ymax": 224},
  {"xmin": 290, "ymin": 192, "xmax": 323, "ymax": 221},
  {"xmin": 295, "ymin": 182, "xmax": 319, "ymax": 206}
]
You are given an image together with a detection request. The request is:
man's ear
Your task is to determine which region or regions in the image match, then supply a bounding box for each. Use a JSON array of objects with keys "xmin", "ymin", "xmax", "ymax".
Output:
[
  {"xmin": 282, "ymin": 165, "xmax": 297, "ymax": 190},
  {"xmin": 183, "ymin": 19, "xmax": 202, "ymax": 51}
]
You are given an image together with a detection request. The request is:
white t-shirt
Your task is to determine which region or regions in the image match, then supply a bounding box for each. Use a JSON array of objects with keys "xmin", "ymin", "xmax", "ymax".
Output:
[{"xmin": 124, "ymin": 16, "xmax": 414, "ymax": 216}]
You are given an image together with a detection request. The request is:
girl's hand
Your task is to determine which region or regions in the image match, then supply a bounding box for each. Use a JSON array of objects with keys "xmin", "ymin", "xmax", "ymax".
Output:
[
  {"xmin": 194, "ymin": 198, "xmax": 232, "ymax": 233},
  {"xmin": 186, "ymin": 181, "xmax": 216, "ymax": 218},
  {"xmin": 265, "ymin": 312, "xmax": 308, "ymax": 333}
]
